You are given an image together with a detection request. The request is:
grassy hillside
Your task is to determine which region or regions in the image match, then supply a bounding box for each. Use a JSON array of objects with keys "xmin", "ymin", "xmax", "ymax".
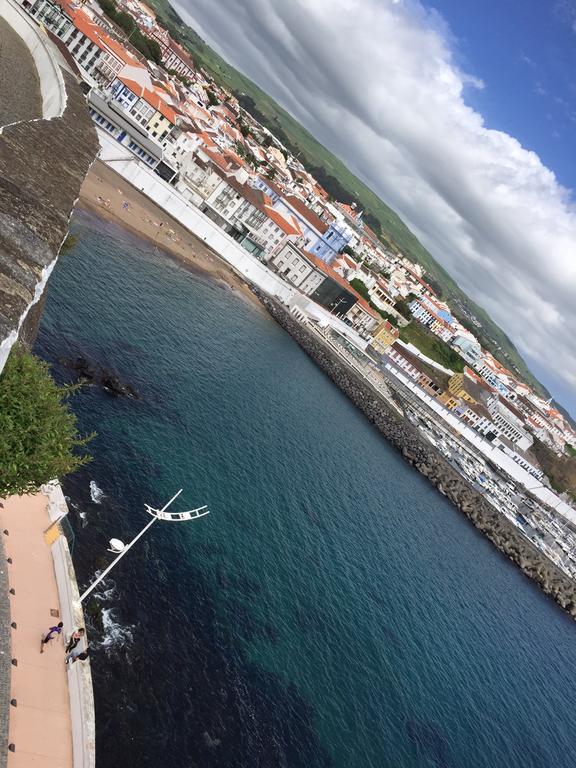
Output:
[
  {"xmin": 150, "ymin": 0, "xmax": 549, "ymax": 398},
  {"xmin": 399, "ymin": 323, "xmax": 465, "ymax": 374}
]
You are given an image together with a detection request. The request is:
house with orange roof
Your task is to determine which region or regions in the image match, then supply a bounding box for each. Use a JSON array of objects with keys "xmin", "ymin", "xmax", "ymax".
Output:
[
  {"xmin": 273, "ymin": 193, "xmax": 329, "ymax": 248},
  {"xmin": 472, "ymin": 354, "xmax": 517, "ymax": 401},
  {"xmin": 109, "ymin": 75, "xmax": 178, "ymax": 141},
  {"xmin": 269, "ymin": 244, "xmax": 381, "ymax": 334},
  {"xmin": 369, "ymin": 320, "xmax": 400, "ymax": 356},
  {"xmin": 22, "ymin": 0, "xmax": 128, "ymax": 85},
  {"xmin": 23, "ymin": 0, "xmax": 175, "ymax": 93},
  {"xmin": 162, "ymin": 128, "xmax": 203, "ymax": 168},
  {"xmin": 332, "ymin": 252, "xmax": 359, "ymax": 278},
  {"xmin": 195, "ymin": 166, "xmax": 306, "ymax": 258},
  {"xmin": 163, "ymin": 41, "xmax": 195, "ymax": 80}
]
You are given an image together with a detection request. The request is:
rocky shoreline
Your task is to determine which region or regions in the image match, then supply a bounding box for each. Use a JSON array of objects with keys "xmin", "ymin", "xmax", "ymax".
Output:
[{"xmin": 256, "ymin": 291, "xmax": 576, "ymax": 619}]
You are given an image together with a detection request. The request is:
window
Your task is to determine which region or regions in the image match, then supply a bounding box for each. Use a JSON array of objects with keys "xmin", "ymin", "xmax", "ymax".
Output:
[{"xmin": 299, "ymin": 265, "xmax": 306, "ymax": 273}]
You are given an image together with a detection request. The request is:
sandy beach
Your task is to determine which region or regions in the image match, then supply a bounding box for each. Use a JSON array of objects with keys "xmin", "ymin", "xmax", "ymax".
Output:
[{"xmin": 78, "ymin": 160, "xmax": 263, "ymax": 310}]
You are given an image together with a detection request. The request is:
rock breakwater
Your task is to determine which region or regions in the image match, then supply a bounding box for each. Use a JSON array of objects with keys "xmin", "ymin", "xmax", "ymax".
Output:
[{"xmin": 257, "ymin": 292, "xmax": 576, "ymax": 619}]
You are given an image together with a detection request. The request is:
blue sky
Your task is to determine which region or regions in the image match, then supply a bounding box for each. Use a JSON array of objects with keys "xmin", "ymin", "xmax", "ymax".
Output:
[
  {"xmin": 179, "ymin": 0, "xmax": 576, "ymax": 414},
  {"xmin": 432, "ymin": 0, "xmax": 576, "ymax": 191}
]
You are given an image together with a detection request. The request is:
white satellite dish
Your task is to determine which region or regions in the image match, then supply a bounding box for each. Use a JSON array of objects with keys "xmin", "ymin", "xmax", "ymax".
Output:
[{"xmin": 108, "ymin": 538, "xmax": 125, "ymax": 553}]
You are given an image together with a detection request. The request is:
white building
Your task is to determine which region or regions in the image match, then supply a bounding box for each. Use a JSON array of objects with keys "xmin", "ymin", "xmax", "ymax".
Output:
[{"xmin": 488, "ymin": 398, "xmax": 533, "ymax": 451}]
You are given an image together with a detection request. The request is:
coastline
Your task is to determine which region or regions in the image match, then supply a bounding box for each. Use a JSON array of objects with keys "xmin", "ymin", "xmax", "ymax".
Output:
[
  {"xmin": 256, "ymin": 292, "xmax": 576, "ymax": 620},
  {"xmin": 75, "ymin": 161, "xmax": 576, "ymax": 619},
  {"xmin": 78, "ymin": 160, "xmax": 265, "ymax": 313}
]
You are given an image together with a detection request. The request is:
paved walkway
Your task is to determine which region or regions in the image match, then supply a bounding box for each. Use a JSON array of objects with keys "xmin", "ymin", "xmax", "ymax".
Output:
[
  {"xmin": 0, "ymin": 17, "xmax": 42, "ymax": 127},
  {"xmin": 1, "ymin": 494, "xmax": 72, "ymax": 767},
  {"xmin": 0, "ymin": 525, "xmax": 10, "ymax": 768}
]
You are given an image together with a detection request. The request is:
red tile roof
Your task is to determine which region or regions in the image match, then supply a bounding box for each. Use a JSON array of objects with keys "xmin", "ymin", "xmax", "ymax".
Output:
[
  {"xmin": 117, "ymin": 76, "xmax": 178, "ymax": 123},
  {"xmin": 263, "ymin": 206, "xmax": 302, "ymax": 236},
  {"xmin": 60, "ymin": 4, "xmax": 140, "ymax": 67},
  {"xmin": 284, "ymin": 195, "xmax": 329, "ymax": 234},
  {"xmin": 302, "ymin": 251, "xmax": 380, "ymax": 319}
]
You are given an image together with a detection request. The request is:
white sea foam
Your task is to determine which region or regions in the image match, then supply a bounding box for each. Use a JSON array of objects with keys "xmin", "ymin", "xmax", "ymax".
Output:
[
  {"xmin": 100, "ymin": 607, "xmax": 134, "ymax": 651},
  {"xmin": 89, "ymin": 480, "xmax": 104, "ymax": 504}
]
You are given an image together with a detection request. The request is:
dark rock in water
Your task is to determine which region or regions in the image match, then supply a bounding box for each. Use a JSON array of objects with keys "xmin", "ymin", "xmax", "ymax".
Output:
[
  {"xmin": 100, "ymin": 370, "xmax": 138, "ymax": 398},
  {"xmin": 58, "ymin": 355, "xmax": 96, "ymax": 381},
  {"xmin": 203, "ymin": 731, "xmax": 221, "ymax": 748},
  {"xmin": 58, "ymin": 356, "xmax": 139, "ymax": 398}
]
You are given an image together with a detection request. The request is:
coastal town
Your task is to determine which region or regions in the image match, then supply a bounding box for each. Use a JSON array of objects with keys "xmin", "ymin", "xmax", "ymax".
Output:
[
  {"xmin": 15, "ymin": 0, "xmax": 576, "ymax": 561},
  {"xmin": 3, "ymin": 0, "xmax": 576, "ymax": 765}
]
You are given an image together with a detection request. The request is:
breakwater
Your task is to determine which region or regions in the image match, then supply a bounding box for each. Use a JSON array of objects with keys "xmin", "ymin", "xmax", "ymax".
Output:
[{"xmin": 257, "ymin": 292, "xmax": 576, "ymax": 618}]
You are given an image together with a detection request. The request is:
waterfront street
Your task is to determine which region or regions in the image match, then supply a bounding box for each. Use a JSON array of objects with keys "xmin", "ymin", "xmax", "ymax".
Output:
[{"xmin": 0, "ymin": 494, "xmax": 72, "ymax": 767}]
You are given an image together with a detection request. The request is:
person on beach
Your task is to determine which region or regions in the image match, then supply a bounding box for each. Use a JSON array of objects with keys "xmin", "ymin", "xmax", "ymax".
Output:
[
  {"xmin": 66, "ymin": 647, "xmax": 89, "ymax": 665},
  {"xmin": 40, "ymin": 622, "xmax": 63, "ymax": 653},
  {"xmin": 65, "ymin": 627, "xmax": 85, "ymax": 654}
]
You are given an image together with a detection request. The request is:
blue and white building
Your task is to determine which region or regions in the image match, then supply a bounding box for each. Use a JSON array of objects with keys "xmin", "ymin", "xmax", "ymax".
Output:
[{"xmin": 309, "ymin": 220, "xmax": 353, "ymax": 264}]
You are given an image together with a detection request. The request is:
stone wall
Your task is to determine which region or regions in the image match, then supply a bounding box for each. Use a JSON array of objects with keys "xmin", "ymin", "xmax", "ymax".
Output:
[
  {"xmin": 257, "ymin": 292, "xmax": 576, "ymax": 619},
  {"xmin": 0, "ymin": 61, "xmax": 98, "ymax": 372}
]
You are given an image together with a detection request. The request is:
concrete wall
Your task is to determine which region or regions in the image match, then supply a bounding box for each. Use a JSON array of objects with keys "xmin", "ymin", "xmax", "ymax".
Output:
[
  {"xmin": 43, "ymin": 482, "xmax": 95, "ymax": 768},
  {"xmin": 0, "ymin": 11, "xmax": 98, "ymax": 375},
  {"xmin": 0, "ymin": 0, "xmax": 66, "ymax": 123}
]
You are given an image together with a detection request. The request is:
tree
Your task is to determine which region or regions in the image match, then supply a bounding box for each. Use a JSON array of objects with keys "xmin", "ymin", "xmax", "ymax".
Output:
[
  {"xmin": 349, "ymin": 278, "xmax": 370, "ymax": 301},
  {"xmin": 394, "ymin": 293, "xmax": 418, "ymax": 320},
  {"xmin": 206, "ymin": 89, "xmax": 219, "ymax": 106},
  {"xmin": 96, "ymin": 0, "xmax": 161, "ymax": 63},
  {"xmin": 145, "ymin": 37, "xmax": 162, "ymax": 64},
  {"xmin": 0, "ymin": 350, "xmax": 93, "ymax": 498},
  {"xmin": 349, "ymin": 279, "xmax": 398, "ymax": 326}
]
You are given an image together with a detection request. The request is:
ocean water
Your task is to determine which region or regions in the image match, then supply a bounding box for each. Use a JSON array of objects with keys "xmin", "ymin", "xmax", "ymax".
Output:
[{"xmin": 35, "ymin": 209, "xmax": 576, "ymax": 767}]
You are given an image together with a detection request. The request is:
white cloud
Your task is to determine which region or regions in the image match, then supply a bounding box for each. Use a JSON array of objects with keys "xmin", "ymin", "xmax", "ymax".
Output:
[{"xmin": 177, "ymin": 0, "xmax": 576, "ymax": 408}]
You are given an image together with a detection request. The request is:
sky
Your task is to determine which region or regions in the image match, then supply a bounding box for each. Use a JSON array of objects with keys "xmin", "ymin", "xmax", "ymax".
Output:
[{"xmin": 175, "ymin": 0, "xmax": 576, "ymax": 414}]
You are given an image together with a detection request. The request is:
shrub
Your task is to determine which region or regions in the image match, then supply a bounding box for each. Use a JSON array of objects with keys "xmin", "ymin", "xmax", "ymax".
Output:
[{"xmin": 0, "ymin": 350, "xmax": 93, "ymax": 498}]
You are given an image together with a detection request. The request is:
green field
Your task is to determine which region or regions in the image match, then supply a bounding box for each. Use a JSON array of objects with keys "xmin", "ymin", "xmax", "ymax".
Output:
[
  {"xmin": 149, "ymin": 0, "xmax": 549, "ymax": 398},
  {"xmin": 399, "ymin": 322, "xmax": 465, "ymax": 374}
]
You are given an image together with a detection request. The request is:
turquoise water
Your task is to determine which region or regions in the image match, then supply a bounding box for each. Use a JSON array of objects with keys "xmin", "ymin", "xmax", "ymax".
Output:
[{"xmin": 36, "ymin": 210, "xmax": 576, "ymax": 767}]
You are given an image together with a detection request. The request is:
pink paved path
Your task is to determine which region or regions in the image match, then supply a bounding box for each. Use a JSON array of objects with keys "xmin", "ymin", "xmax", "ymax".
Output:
[{"xmin": 2, "ymin": 494, "xmax": 72, "ymax": 767}]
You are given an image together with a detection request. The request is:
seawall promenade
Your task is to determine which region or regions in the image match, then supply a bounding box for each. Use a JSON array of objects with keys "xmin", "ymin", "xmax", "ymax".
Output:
[
  {"xmin": 0, "ymin": 484, "xmax": 94, "ymax": 767},
  {"xmin": 257, "ymin": 292, "xmax": 576, "ymax": 619}
]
